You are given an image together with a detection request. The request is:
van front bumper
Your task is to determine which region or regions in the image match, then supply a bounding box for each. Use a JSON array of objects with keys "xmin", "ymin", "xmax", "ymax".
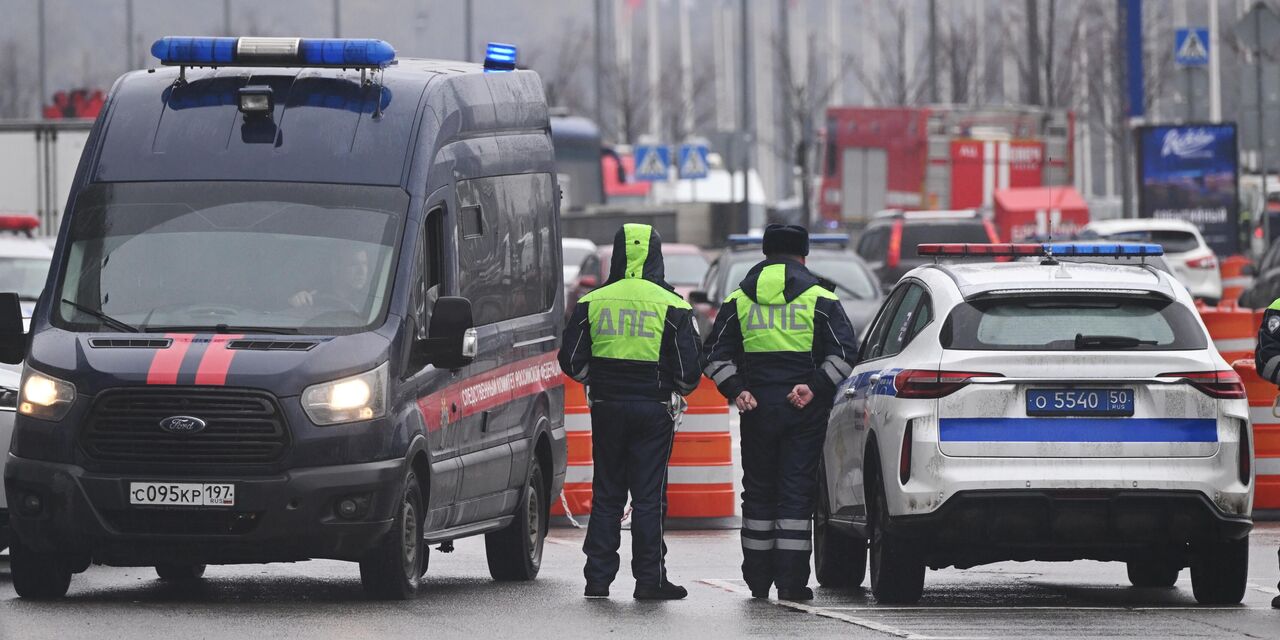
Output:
[{"xmin": 3, "ymin": 453, "xmax": 403, "ymax": 565}]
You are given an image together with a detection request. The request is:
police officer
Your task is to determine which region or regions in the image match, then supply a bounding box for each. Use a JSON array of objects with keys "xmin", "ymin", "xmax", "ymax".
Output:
[
  {"xmin": 559, "ymin": 223, "xmax": 702, "ymax": 601},
  {"xmin": 1256, "ymin": 302, "xmax": 1280, "ymax": 608},
  {"xmin": 703, "ymin": 224, "xmax": 859, "ymax": 601}
]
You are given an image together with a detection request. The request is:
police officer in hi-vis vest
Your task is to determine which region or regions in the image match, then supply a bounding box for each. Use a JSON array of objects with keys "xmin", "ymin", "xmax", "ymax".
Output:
[
  {"xmin": 1255, "ymin": 301, "xmax": 1280, "ymax": 608},
  {"xmin": 559, "ymin": 223, "xmax": 702, "ymax": 601},
  {"xmin": 703, "ymin": 224, "xmax": 859, "ymax": 601}
]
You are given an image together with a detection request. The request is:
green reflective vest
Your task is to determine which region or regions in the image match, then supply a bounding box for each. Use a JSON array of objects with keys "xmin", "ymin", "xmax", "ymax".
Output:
[
  {"xmin": 728, "ymin": 263, "xmax": 837, "ymax": 353},
  {"xmin": 580, "ymin": 278, "xmax": 691, "ymax": 362}
]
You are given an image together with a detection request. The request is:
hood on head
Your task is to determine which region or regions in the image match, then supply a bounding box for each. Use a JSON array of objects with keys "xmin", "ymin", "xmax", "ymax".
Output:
[
  {"xmin": 607, "ymin": 223, "xmax": 670, "ymax": 287},
  {"xmin": 738, "ymin": 258, "xmax": 822, "ymax": 305}
]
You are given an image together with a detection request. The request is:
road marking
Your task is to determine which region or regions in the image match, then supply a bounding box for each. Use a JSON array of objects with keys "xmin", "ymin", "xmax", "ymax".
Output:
[
  {"xmin": 822, "ymin": 606, "xmax": 1275, "ymax": 611},
  {"xmin": 699, "ymin": 579, "xmax": 949, "ymax": 640}
]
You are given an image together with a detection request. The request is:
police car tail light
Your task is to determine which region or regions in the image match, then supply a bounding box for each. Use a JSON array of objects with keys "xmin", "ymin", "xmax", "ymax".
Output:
[
  {"xmin": 302, "ymin": 362, "xmax": 388, "ymax": 425},
  {"xmin": 1185, "ymin": 255, "xmax": 1217, "ymax": 270},
  {"xmin": 886, "ymin": 220, "xmax": 903, "ymax": 269},
  {"xmin": 893, "ymin": 369, "xmax": 1000, "ymax": 399},
  {"xmin": 1160, "ymin": 370, "xmax": 1245, "ymax": 400}
]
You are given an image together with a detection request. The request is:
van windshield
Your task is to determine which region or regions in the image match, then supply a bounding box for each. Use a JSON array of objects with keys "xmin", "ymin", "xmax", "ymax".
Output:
[{"xmin": 55, "ymin": 182, "xmax": 408, "ymax": 335}]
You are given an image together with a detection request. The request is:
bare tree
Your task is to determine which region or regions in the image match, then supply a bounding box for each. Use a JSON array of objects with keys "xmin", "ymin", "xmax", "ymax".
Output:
[
  {"xmin": 656, "ymin": 62, "xmax": 716, "ymax": 143},
  {"xmin": 524, "ymin": 23, "xmax": 594, "ymax": 116},
  {"xmin": 0, "ymin": 41, "xmax": 37, "ymax": 118},
  {"xmin": 940, "ymin": 8, "xmax": 979, "ymax": 104},
  {"xmin": 852, "ymin": 3, "xmax": 925, "ymax": 107},
  {"xmin": 1078, "ymin": 0, "xmax": 1177, "ymax": 147}
]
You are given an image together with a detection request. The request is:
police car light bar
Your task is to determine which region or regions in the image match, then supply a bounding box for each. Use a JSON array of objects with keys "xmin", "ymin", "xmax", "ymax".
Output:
[
  {"xmin": 151, "ymin": 37, "xmax": 396, "ymax": 69},
  {"xmin": 917, "ymin": 243, "xmax": 1164, "ymax": 257},
  {"xmin": 484, "ymin": 42, "xmax": 518, "ymax": 72},
  {"xmin": 0, "ymin": 215, "xmax": 39, "ymax": 233}
]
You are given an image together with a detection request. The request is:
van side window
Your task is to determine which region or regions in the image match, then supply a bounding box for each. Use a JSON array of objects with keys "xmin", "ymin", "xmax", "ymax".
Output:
[
  {"xmin": 457, "ymin": 173, "xmax": 557, "ymax": 325},
  {"xmin": 412, "ymin": 207, "xmax": 445, "ymax": 340}
]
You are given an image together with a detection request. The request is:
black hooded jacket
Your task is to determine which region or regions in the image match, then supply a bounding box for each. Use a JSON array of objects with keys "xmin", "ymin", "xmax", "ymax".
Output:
[
  {"xmin": 702, "ymin": 257, "xmax": 859, "ymax": 406},
  {"xmin": 558, "ymin": 224, "xmax": 702, "ymax": 402}
]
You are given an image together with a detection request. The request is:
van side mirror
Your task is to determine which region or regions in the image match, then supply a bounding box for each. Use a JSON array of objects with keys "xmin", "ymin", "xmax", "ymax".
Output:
[
  {"xmin": 0, "ymin": 293, "xmax": 24, "ymax": 364},
  {"xmin": 413, "ymin": 297, "xmax": 477, "ymax": 371},
  {"xmin": 687, "ymin": 290, "xmax": 710, "ymax": 305}
]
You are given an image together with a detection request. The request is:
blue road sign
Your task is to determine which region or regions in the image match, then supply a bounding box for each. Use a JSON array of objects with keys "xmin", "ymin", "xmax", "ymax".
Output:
[
  {"xmin": 677, "ymin": 143, "xmax": 711, "ymax": 179},
  {"xmin": 1175, "ymin": 27, "xmax": 1210, "ymax": 66},
  {"xmin": 633, "ymin": 145, "xmax": 670, "ymax": 182}
]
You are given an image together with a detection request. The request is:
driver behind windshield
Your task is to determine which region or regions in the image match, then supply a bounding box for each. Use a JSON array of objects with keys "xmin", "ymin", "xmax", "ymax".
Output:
[{"xmin": 289, "ymin": 246, "xmax": 372, "ymax": 311}]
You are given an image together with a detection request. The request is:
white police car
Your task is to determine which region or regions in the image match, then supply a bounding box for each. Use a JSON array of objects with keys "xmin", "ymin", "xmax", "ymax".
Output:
[{"xmin": 813, "ymin": 243, "xmax": 1253, "ymax": 605}]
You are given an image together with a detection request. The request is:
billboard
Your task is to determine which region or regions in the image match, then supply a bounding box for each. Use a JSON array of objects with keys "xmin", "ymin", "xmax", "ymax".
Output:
[{"xmin": 1137, "ymin": 124, "xmax": 1240, "ymax": 255}]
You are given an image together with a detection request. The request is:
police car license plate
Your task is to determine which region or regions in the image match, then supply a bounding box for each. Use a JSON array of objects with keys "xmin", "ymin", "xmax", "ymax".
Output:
[
  {"xmin": 1026, "ymin": 389, "xmax": 1134, "ymax": 417},
  {"xmin": 129, "ymin": 482, "xmax": 235, "ymax": 507}
]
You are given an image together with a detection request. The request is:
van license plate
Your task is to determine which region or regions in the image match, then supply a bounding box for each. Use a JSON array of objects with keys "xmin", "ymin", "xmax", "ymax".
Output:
[
  {"xmin": 1026, "ymin": 389, "xmax": 1134, "ymax": 417},
  {"xmin": 129, "ymin": 482, "xmax": 235, "ymax": 507}
]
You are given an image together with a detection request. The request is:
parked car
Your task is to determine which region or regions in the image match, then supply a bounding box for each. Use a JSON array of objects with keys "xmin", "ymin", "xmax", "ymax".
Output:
[
  {"xmin": 566, "ymin": 242, "xmax": 709, "ymax": 317},
  {"xmin": 561, "ymin": 237, "xmax": 597, "ymax": 287},
  {"xmin": 689, "ymin": 234, "xmax": 883, "ymax": 337},
  {"xmin": 0, "ymin": 216, "xmax": 54, "ymax": 318},
  {"xmin": 816, "ymin": 242, "xmax": 1252, "ymax": 605},
  {"xmin": 1083, "ymin": 218, "xmax": 1223, "ymax": 304},
  {"xmin": 854, "ymin": 210, "xmax": 999, "ymax": 289},
  {"xmin": 1238, "ymin": 238, "xmax": 1280, "ymax": 308}
]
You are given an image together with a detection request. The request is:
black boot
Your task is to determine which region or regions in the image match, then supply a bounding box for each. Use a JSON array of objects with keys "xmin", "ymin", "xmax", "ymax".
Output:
[
  {"xmin": 777, "ymin": 586, "xmax": 814, "ymax": 601},
  {"xmin": 1272, "ymin": 594, "xmax": 1280, "ymax": 609},
  {"xmin": 585, "ymin": 583, "xmax": 610, "ymax": 599},
  {"xmin": 634, "ymin": 580, "xmax": 688, "ymax": 600}
]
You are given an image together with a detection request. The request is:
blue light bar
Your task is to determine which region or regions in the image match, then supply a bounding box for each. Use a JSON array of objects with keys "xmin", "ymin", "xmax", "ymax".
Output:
[
  {"xmin": 484, "ymin": 42, "xmax": 518, "ymax": 72},
  {"xmin": 1044, "ymin": 243, "xmax": 1164, "ymax": 257},
  {"xmin": 151, "ymin": 37, "xmax": 396, "ymax": 69}
]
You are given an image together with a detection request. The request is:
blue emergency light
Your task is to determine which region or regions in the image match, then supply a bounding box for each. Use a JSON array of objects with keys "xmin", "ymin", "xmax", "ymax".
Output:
[
  {"xmin": 917, "ymin": 243, "xmax": 1164, "ymax": 258},
  {"xmin": 151, "ymin": 37, "xmax": 396, "ymax": 69},
  {"xmin": 484, "ymin": 42, "xmax": 518, "ymax": 72}
]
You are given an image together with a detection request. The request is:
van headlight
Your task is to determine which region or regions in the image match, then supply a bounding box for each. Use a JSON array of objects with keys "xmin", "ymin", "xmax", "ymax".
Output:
[
  {"xmin": 18, "ymin": 369, "xmax": 76, "ymax": 421},
  {"xmin": 302, "ymin": 362, "xmax": 387, "ymax": 425}
]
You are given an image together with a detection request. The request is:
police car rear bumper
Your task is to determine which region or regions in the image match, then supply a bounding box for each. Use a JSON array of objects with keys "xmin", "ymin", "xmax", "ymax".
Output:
[
  {"xmin": 3, "ymin": 453, "xmax": 402, "ymax": 565},
  {"xmin": 884, "ymin": 489, "xmax": 1252, "ymax": 570}
]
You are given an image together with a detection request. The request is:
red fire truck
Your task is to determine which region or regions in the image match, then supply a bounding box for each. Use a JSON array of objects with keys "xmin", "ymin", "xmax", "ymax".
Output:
[{"xmin": 817, "ymin": 106, "xmax": 1073, "ymax": 227}]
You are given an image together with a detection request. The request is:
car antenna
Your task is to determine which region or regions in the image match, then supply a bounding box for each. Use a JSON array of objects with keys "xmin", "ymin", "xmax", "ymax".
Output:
[{"xmin": 1040, "ymin": 235, "xmax": 1059, "ymax": 266}]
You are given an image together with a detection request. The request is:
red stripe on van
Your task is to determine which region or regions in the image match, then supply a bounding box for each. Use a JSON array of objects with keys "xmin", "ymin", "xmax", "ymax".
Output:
[
  {"xmin": 146, "ymin": 334, "xmax": 195, "ymax": 385},
  {"xmin": 194, "ymin": 335, "xmax": 243, "ymax": 386},
  {"xmin": 417, "ymin": 351, "xmax": 563, "ymax": 432}
]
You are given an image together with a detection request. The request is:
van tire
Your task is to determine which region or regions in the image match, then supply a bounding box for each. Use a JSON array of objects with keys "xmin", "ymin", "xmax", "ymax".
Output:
[
  {"xmin": 485, "ymin": 456, "xmax": 547, "ymax": 581},
  {"xmin": 359, "ymin": 469, "xmax": 425, "ymax": 600},
  {"xmin": 814, "ymin": 462, "xmax": 867, "ymax": 588},
  {"xmin": 1126, "ymin": 558, "xmax": 1179, "ymax": 588},
  {"xmin": 10, "ymin": 537, "xmax": 73, "ymax": 599},
  {"xmin": 867, "ymin": 466, "xmax": 924, "ymax": 604},
  {"xmin": 1190, "ymin": 536, "xmax": 1248, "ymax": 605},
  {"xmin": 156, "ymin": 564, "xmax": 207, "ymax": 581}
]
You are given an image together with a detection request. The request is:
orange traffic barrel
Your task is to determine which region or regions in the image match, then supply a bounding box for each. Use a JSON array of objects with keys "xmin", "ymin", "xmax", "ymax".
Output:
[
  {"xmin": 552, "ymin": 379, "xmax": 593, "ymax": 519},
  {"xmin": 1199, "ymin": 301, "xmax": 1258, "ymax": 363},
  {"xmin": 666, "ymin": 378, "xmax": 736, "ymax": 527},
  {"xmin": 1234, "ymin": 359, "xmax": 1280, "ymax": 511},
  {"xmin": 1221, "ymin": 255, "xmax": 1254, "ymax": 304}
]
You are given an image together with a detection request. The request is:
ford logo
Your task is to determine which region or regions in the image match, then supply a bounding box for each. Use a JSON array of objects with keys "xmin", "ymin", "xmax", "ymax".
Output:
[{"xmin": 159, "ymin": 415, "xmax": 207, "ymax": 435}]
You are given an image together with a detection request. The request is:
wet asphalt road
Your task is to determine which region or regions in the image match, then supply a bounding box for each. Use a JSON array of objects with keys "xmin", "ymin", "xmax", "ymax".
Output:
[{"xmin": 2, "ymin": 524, "xmax": 1279, "ymax": 640}]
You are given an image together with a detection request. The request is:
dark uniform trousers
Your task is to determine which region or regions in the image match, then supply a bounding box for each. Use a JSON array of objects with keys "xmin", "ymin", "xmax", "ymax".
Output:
[
  {"xmin": 582, "ymin": 400, "xmax": 676, "ymax": 588},
  {"xmin": 739, "ymin": 398, "xmax": 827, "ymax": 592}
]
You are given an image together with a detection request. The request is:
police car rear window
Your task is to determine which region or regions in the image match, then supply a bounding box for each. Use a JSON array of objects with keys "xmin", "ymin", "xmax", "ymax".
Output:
[{"xmin": 941, "ymin": 295, "xmax": 1207, "ymax": 351}]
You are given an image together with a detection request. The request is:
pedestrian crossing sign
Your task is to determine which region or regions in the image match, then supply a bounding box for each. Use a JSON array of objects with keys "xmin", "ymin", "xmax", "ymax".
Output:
[
  {"xmin": 677, "ymin": 143, "xmax": 711, "ymax": 179},
  {"xmin": 1175, "ymin": 27, "xmax": 1209, "ymax": 66},
  {"xmin": 633, "ymin": 145, "xmax": 670, "ymax": 182}
]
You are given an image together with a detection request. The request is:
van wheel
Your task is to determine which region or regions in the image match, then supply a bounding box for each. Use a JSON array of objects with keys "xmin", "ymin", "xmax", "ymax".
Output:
[
  {"xmin": 359, "ymin": 469, "xmax": 425, "ymax": 600},
  {"xmin": 867, "ymin": 466, "xmax": 924, "ymax": 604},
  {"xmin": 156, "ymin": 564, "xmax": 207, "ymax": 581},
  {"xmin": 1190, "ymin": 537, "xmax": 1248, "ymax": 605},
  {"xmin": 1126, "ymin": 558, "xmax": 1179, "ymax": 588},
  {"xmin": 486, "ymin": 456, "xmax": 547, "ymax": 581},
  {"xmin": 814, "ymin": 463, "xmax": 867, "ymax": 588},
  {"xmin": 9, "ymin": 537, "xmax": 73, "ymax": 599}
]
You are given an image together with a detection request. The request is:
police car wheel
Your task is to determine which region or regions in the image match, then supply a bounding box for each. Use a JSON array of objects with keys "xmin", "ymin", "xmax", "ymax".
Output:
[
  {"xmin": 485, "ymin": 455, "xmax": 547, "ymax": 581},
  {"xmin": 867, "ymin": 464, "xmax": 924, "ymax": 604},
  {"xmin": 155, "ymin": 564, "xmax": 207, "ymax": 581},
  {"xmin": 814, "ymin": 463, "xmax": 867, "ymax": 589},
  {"xmin": 1125, "ymin": 558, "xmax": 1180, "ymax": 588},
  {"xmin": 9, "ymin": 536, "xmax": 73, "ymax": 600},
  {"xmin": 1190, "ymin": 536, "xmax": 1248, "ymax": 605},
  {"xmin": 359, "ymin": 470, "xmax": 425, "ymax": 600}
]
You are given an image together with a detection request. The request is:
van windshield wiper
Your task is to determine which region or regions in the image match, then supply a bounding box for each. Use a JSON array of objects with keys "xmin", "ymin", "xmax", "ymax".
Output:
[
  {"xmin": 142, "ymin": 324, "xmax": 300, "ymax": 335},
  {"xmin": 1074, "ymin": 334, "xmax": 1158, "ymax": 350},
  {"xmin": 60, "ymin": 299, "xmax": 140, "ymax": 333}
]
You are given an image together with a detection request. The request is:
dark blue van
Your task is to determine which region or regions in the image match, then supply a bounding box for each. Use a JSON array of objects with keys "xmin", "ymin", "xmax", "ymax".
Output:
[{"xmin": 0, "ymin": 37, "xmax": 566, "ymax": 600}]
